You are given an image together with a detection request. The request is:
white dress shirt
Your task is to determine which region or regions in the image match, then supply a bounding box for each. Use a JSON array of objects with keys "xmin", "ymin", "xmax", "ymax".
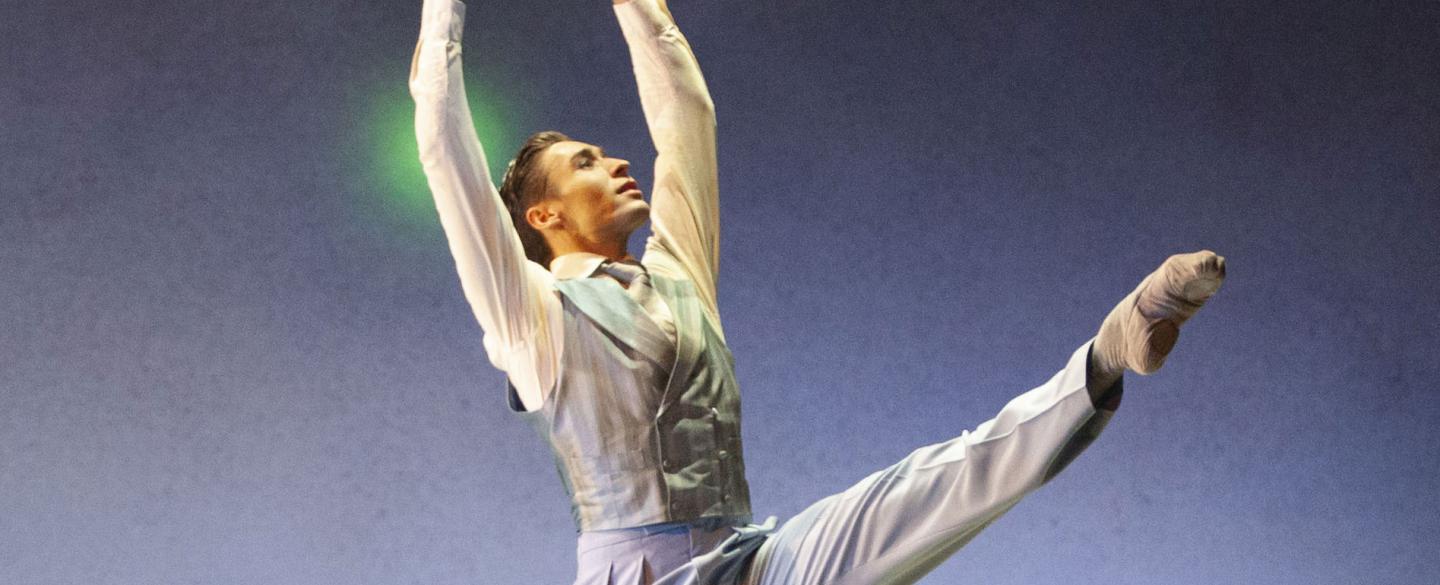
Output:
[{"xmin": 410, "ymin": 0, "xmax": 724, "ymax": 412}]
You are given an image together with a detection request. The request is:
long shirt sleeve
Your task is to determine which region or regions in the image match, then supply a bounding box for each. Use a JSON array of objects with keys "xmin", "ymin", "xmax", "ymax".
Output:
[
  {"xmin": 615, "ymin": 1, "xmax": 727, "ymax": 341},
  {"xmin": 410, "ymin": 0, "xmax": 562, "ymax": 411}
]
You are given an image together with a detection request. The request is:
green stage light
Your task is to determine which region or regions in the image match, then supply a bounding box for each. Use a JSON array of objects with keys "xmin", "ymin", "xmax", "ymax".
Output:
[{"xmin": 346, "ymin": 77, "xmax": 522, "ymax": 230}]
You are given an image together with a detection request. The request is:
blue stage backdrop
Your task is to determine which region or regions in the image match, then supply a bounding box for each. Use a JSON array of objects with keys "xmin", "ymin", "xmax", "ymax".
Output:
[{"xmin": 2, "ymin": 1, "xmax": 1436, "ymax": 583}]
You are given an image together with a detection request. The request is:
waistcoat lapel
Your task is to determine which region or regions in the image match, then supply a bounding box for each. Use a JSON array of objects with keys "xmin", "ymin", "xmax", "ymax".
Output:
[
  {"xmin": 648, "ymin": 273, "xmax": 703, "ymax": 410},
  {"xmin": 553, "ymin": 277, "xmax": 675, "ymax": 371}
]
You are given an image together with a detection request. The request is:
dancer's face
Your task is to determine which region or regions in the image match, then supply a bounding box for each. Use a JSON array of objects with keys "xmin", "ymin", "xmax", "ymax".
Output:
[{"xmin": 529, "ymin": 140, "xmax": 650, "ymax": 249}]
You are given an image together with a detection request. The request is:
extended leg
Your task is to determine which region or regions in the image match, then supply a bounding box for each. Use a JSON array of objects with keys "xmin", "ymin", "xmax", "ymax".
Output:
[
  {"xmin": 740, "ymin": 251, "xmax": 1226, "ymax": 585},
  {"xmin": 741, "ymin": 341, "xmax": 1110, "ymax": 585}
]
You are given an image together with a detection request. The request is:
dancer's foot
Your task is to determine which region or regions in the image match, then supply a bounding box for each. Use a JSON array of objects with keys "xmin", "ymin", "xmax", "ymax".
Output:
[{"xmin": 1090, "ymin": 250, "xmax": 1227, "ymax": 387}]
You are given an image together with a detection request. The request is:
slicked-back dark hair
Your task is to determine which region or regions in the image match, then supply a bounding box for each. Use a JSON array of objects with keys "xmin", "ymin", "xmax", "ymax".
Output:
[{"xmin": 499, "ymin": 130, "xmax": 570, "ymax": 269}]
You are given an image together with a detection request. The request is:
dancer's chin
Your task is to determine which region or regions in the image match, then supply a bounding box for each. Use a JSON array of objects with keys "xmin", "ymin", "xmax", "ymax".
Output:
[{"xmin": 618, "ymin": 201, "xmax": 651, "ymax": 231}]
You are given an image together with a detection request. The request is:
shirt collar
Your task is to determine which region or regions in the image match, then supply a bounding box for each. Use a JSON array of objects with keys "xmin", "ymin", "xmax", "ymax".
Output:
[{"xmin": 550, "ymin": 252, "xmax": 638, "ymax": 280}]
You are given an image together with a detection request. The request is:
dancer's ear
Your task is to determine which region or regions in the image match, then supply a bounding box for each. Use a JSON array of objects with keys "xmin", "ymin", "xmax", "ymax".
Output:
[{"xmin": 525, "ymin": 201, "xmax": 562, "ymax": 231}]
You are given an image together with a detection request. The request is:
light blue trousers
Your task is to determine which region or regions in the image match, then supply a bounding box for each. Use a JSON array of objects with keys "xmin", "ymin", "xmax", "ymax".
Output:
[{"xmin": 573, "ymin": 341, "xmax": 1115, "ymax": 585}]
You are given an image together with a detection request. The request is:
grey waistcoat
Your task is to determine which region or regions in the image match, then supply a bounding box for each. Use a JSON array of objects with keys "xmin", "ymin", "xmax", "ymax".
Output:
[{"xmin": 506, "ymin": 271, "xmax": 753, "ymax": 532}]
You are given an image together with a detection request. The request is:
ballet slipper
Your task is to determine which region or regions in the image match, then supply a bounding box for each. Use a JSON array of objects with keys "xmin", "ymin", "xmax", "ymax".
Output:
[{"xmin": 1092, "ymin": 250, "xmax": 1227, "ymax": 377}]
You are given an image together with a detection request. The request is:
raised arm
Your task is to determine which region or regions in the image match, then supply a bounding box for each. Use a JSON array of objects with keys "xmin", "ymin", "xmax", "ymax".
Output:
[
  {"xmin": 615, "ymin": 0, "xmax": 725, "ymax": 333},
  {"xmin": 410, "ymin": 0, "xmax": 559, "ymax": 410}
]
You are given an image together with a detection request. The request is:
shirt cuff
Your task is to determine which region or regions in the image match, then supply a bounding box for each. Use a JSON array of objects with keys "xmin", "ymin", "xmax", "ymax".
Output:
[{"xmin": 420, "ymin": 0, "xmax": 466, "ymax": 43}]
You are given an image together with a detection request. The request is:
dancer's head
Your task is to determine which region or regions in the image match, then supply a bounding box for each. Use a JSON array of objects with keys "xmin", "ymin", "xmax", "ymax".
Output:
[{"xmin": 499, "ymin": 131, "xmax": 649, "ymax": 269}]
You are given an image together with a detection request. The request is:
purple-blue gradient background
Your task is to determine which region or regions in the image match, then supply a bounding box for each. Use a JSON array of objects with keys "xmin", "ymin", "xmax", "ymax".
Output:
[{"xmin": 3, "ymin": 1, "xmax": 1437, "ymax": 583}]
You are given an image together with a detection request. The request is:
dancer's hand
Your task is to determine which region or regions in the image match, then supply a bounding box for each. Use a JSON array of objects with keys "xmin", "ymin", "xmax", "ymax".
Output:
[{"xmin": 614, "ymin": 0, "xmax": 673, "ymax": 22}]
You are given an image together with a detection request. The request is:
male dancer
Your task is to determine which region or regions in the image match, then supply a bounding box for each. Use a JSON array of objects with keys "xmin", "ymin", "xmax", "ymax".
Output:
[{"xmin": 410, "ymin": 1, "xmax": 1227, "ymax": 584}]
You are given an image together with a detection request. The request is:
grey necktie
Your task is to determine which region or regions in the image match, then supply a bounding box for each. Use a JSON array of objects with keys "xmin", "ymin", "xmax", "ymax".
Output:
[{"xmin": 600, "ymin": 259, "xmax": 676, "ymax": 342}]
